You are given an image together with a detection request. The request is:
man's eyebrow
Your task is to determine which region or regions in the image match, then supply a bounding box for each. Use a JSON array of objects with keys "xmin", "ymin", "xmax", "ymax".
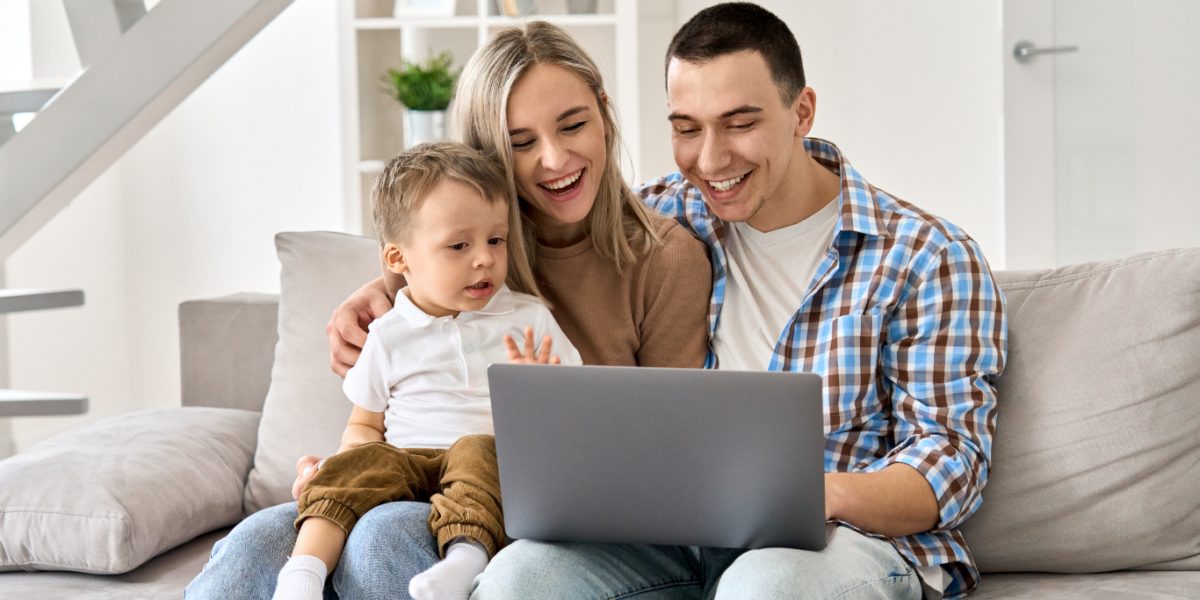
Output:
[
  {"xmin": 508, "ymin": 106, "xmax": 591, "ymax": 136},
  {"xmin": 668, "ymin": 105, "xmax": 763, "ymax": 122}
]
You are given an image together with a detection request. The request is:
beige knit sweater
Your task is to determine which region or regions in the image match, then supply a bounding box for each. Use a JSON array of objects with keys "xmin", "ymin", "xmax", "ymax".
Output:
[{"xmin": 533, "ymin": 215, "xmax": 712, "ymax": 369}]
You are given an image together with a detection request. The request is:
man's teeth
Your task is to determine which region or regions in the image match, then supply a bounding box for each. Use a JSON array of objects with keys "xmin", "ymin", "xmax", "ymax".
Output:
[
  {"xmin": 709, "ymin": 173, "xmax": 746, "ymax": 192},
  {"xmin": 544, "ymin": 170, "xmax": 582, "ymax": 190}
]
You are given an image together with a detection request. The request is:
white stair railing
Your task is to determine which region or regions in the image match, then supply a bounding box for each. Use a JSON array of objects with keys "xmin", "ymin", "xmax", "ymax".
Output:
[
  {"xmin": 0, "ymin": 0, "xmax": 295, "ymax": 424},
  {"xmin": 0, "ymin": 0, "xmax": 295, "ymax": 262}
]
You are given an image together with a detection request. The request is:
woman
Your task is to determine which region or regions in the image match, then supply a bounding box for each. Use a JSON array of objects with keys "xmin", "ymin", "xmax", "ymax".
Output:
[{"xmin": 186, "ymin": 22, "xmax": 712, "ymax": 600}]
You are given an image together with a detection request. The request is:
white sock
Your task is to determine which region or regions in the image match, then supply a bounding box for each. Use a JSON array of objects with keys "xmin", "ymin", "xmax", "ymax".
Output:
[
  {"xmin": 272, "ymin": 554, "xmax": 327, "ymax": 600},
  {"xmin": 408, "ymin": 540, "xmax": 489, "ymax": 600}
]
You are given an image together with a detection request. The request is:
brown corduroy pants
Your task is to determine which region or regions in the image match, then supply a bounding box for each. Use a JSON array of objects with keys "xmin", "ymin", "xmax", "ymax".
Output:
[{"xmin": 295, "ymin": 435, "xmax": 504, "ymax": 557}]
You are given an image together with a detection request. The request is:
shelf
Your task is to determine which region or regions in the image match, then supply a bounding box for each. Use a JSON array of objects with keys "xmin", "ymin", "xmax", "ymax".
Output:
[
  {"xmin": 356, "ymin": 13, "xmax": 618, "ymax": 30},
  {"xmin": 0, "ymin": 288, "xmax": 84, "ymax": 314},
  {"xmin": 0, "ymin": 389, "xmax": 88, "ymax": 417},
  {"xmin": 359, "ymin": 160, "xmax": 386, "ymax": 174}
]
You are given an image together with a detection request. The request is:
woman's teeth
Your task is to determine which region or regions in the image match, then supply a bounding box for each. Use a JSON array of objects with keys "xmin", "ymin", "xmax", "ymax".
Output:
[
  {"xmin": 710, "ymin": 173, "xmax": 746, "ymax": 192},
  {"xmin": 542, "ymin": 169, "xmax": 583, "ymax": 191}
]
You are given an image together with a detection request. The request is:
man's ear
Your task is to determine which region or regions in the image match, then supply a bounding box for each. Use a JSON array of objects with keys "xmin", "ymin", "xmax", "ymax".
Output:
[
  {"xmin": 793, "ymin": 87, "xmax": 817, "ymax": 138},
  {"xmin": 383, "ymin": 242, "xmax": 407, "ymax": 276}
]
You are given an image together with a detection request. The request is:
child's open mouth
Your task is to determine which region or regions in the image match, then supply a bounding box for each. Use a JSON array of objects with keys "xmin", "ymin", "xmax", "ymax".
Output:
[{"xmin": 465, "ymin": 280, "xmax": 494, "ymax": 299}]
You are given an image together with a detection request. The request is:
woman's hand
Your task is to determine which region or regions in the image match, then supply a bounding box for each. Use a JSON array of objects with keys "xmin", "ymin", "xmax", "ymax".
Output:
[
  {"xmin": 327, "ymin": 277, "xmax": 393, "ymax": 377},
  {"xmin": 292, "ymin": 455, "xmax": 324, "ymax": 500},
  {"xmin": 504, "ymin": 327, "xmax": 562, "ymax": 365}
]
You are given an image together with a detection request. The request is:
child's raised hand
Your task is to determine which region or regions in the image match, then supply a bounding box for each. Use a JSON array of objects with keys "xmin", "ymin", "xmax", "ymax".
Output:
[{"xmin": 504, "ymin": 327, "xmax": 562, "ymax": 365}]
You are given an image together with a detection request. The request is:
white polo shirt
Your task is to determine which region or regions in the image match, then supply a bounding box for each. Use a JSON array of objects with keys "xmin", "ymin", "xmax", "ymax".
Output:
[{"xmin": 343, "ymin": 284, "xmax": 582, "ymax": 450}]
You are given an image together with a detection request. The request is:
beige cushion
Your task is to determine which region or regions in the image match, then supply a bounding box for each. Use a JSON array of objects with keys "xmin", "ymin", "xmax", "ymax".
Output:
[
  {"xmin": 243, "ymin": 231, "xmax": 380, "ymax": 514},
  {"xmin": 0, "ymin": 408, "xmax": 258, "ymax": 574},
  {"xmin": 961, "ymin": 248, "xmax": 1200, "ymax": 573}
]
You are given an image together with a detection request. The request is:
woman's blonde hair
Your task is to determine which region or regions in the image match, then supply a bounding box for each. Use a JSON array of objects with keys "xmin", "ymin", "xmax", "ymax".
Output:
[{"xmin": 454, "ymin": 21, "xmax": 662, "ymax": 273}]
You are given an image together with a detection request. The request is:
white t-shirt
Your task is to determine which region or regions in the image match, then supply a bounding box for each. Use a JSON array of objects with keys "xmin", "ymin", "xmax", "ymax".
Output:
[
  {"xmin": 712, "ymin": 197, "xmax": 840, "ymax": 371},
  {"xmin": 342, "ymin": 284, "xmax": 582, "ymax": 449}
]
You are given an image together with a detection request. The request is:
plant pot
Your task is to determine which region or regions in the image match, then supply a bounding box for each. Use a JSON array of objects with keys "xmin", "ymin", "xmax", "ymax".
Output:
[
  {"xmin": 566, "ymin": 0, "xmax": 597, "ymax": 14},
  {"xmin": 495, "ymin": 0, "xmax": 536, "ymax": 17},
  {"xmin": 405, "ymin": 109, "xmax": 446, "ymax": 149}
]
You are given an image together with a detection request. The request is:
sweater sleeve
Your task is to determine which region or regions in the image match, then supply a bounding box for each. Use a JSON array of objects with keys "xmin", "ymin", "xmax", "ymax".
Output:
[{"xmin": 635, "ymin": 222, "xmax": 713, "ymax": 369}]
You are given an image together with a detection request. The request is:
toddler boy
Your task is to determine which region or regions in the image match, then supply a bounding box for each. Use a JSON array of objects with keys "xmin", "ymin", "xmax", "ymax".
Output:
[{"xmin": 272, "ymin": 143, "xmax": 581, "ymax": 600}]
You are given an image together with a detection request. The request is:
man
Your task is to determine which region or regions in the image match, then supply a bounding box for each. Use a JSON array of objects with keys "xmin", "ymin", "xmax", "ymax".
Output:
[{"xmin": 333, "ymin": 4, "xmax": 1005, "ymax": 599}]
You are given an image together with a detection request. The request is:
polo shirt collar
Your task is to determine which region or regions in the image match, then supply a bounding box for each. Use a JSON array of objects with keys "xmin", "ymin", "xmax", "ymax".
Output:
[{"xmin": 392, "ymin": 283, "xmax": 517, "ymax": 327}]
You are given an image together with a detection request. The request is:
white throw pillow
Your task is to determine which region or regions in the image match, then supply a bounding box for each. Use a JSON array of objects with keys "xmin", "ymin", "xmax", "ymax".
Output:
[
  {"xmin": 242, "ymin": 231, "xmax": 381, "ymax": 514},
  {"xmin": 0, "ymin": 407, "xmax": 259, "ymax": 574}
]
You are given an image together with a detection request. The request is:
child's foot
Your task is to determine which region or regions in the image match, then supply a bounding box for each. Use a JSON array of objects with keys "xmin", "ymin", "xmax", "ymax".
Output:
[
  {"xmin": 408, "ymin": 540, "xmax": 489, "ymax": 600},
  {"xmin": 272, "ymin": 555, "xmax": 327, "ymax": 600}
]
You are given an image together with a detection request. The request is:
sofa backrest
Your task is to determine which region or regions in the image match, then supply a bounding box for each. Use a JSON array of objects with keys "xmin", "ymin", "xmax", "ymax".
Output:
[{"xmin": 961, "ymin": 248, "xmax": 1200, "ymax": 573}]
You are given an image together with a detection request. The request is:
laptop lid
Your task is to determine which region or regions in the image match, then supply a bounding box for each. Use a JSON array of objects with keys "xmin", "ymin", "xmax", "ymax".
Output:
[{"xmin": 488, "ymin": 364, "xmax": 826, "ymax": 550}]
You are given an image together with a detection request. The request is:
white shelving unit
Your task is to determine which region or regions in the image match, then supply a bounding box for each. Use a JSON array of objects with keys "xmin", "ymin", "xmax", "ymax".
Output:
[{"xmin": 336, "ymin": 0, "xmax": 639, "ymax": 236}]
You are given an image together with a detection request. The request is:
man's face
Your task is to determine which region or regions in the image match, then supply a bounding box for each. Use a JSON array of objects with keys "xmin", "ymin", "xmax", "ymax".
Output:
[{"xmin": 667, "ymin": 50, "xmax": 805, "ymax": 225}]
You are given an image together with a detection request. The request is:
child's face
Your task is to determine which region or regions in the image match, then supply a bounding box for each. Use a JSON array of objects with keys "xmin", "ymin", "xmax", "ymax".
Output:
[{"xmin": 384, "ymin": 179, "xmax": 510, "ymax": 318}]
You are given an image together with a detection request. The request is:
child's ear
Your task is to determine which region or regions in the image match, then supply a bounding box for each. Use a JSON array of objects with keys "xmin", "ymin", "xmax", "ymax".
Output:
[{"xmin": 383, "ymin": 242, "xmax": 407, "ymax": 276}]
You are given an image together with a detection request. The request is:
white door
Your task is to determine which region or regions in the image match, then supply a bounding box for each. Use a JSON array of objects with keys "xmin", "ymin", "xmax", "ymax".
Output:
[{"xmin": 1004, "ymin": 0, "xmax": 1200, "ymax": 269}]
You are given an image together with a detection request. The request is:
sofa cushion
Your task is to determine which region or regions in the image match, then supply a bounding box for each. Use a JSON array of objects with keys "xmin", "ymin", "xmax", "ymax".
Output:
[
  {"xmin": 243, "ymin": 231, "xmax": 380, "ymax": 514},
  {"xmin": 0, "ymin": 408, "xmax": 258, "ymax": 574},
  {"xmin": 972, "ymin": 571, "xmax": 1200, "ymax": 600},
  {"xmin": 961, "ymin": 248, "xmax": 1200, "ymax": 573}
]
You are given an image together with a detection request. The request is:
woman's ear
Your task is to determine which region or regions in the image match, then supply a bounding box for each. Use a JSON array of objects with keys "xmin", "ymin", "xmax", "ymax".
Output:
[{"xmin": 383, "ymin": 242, "xmax": 407, "ymax": 275}]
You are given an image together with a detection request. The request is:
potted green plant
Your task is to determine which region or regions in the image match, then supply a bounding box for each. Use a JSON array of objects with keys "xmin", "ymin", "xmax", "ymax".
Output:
[{"xmin": 384, "ymin": 51, "xmax": 458, "ymax": 149}]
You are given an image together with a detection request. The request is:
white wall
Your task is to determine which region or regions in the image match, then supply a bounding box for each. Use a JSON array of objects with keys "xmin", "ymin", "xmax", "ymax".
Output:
[
  {"xmin": 673, "ymin": 0, "xmax": 1006, "ymax": 268},
  {"xmin": 0, "ymin": 0, "xmax": 32, "ymax": 82},
  {"xmin": 6, "ymin": 0, "xmax": 346, "ymax": 452}
]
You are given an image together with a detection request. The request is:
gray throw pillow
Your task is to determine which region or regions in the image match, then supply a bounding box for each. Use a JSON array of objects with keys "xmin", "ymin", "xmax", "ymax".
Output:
[
  {"xmin": 961, "ymin": 248, "xmax": 1200, "ymax": 573},
  {"xmin": 242, "ymin": 231, "xmax": 381, "ymax": 514},
  {"xmin": 0, "ymin": 407, "xmax": 259, "ymax": 574}
]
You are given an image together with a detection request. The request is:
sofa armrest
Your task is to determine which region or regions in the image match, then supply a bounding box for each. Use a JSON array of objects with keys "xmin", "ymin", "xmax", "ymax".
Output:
[{"xmin": 179, "ymin": 293, "xmax": 279, "ymax": 412}]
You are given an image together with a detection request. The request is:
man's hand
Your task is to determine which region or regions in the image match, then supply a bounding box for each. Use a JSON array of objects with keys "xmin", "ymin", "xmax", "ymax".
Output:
[
  {"xmin": 327, "ymin": 277, "xmax": 393, "ymax": 377},
  {"xmin": 824, "ymin": 463, "xmax": 940, "ymax": 538},
  {"xmin": 504, "ymin": 327, "xmax": 562, "ymax": 365}
]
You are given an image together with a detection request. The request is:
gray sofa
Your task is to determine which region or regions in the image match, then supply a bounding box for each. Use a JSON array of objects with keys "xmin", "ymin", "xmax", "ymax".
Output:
[{"xmin": 1, "ymin": 232, "xmax": 1197, "ymax": 599}]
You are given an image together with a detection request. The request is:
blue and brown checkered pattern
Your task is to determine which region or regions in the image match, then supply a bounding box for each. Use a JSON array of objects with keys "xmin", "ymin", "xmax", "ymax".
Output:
[{"xmin": 636, "ymin": 138, "xmax": 1007, "ymax": 599}]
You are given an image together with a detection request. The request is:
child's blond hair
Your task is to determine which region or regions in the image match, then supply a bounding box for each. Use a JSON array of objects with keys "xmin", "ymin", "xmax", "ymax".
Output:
[{"xmin": 371, "ymin": 142, "xmax": 542, "ymax": 303}]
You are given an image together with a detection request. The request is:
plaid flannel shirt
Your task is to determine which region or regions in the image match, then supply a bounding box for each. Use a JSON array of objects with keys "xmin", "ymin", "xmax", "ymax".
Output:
[{"xmin": 636, "ymin": 138, "xmax": 1006, "ymax": 598}]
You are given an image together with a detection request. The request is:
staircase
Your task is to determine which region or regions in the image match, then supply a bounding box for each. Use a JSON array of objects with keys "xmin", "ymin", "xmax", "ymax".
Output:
[{"xmin": 0, "ymin": 0, "xmax": 295, "ymax": 419}]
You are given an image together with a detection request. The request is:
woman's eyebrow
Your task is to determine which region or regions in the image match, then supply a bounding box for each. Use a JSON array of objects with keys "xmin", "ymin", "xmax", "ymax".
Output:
[
  {"xmin": 508, "ymin": 106, "xmax": 591, "ymax": 136},
  {"xmin": 556, "ymin": 106, "xmax": 590, "ymax": 122}
]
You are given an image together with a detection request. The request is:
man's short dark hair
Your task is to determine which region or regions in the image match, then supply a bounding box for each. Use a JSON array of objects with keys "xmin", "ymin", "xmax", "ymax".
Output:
[{"xmin": 666, "ymin": 2, "xmax": 805, "ymax": 106}]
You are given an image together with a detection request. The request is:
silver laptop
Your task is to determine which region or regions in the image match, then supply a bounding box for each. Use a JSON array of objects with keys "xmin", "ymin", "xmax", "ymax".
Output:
[{"xmin": 488, "ymin": 364, "xmax": 827, "ymax": 551}]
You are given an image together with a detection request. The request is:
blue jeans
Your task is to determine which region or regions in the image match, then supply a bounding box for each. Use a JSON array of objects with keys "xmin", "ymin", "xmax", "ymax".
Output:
[
  {"xmin": 472, "ymin": 527, "xmax": 924, "ymax": 600},
  {"xmin": 185, "ymin": 501, "xmax": 439, "ymax": 600},
  {"xmin": 188, "ymin": 503, "xmax": 923, "ymax": 600}
]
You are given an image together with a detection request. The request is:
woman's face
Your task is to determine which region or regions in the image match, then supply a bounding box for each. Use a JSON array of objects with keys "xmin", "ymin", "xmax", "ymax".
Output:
[{"xmin": 505, "ymin": 63, "xmax": 608, "ymax": 244}]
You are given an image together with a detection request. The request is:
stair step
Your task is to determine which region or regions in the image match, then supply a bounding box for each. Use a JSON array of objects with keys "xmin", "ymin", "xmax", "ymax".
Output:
[
  {"xmin": 0, "ymin": 389, "xmax": 88, "ymax": 417},
  {"xmin": 0, "ymin": 288, "xmax": 84, "ymax": 314},
  {"xmin": 0, "ymin": 79, "xmax": 71, "ymax": 115}
]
